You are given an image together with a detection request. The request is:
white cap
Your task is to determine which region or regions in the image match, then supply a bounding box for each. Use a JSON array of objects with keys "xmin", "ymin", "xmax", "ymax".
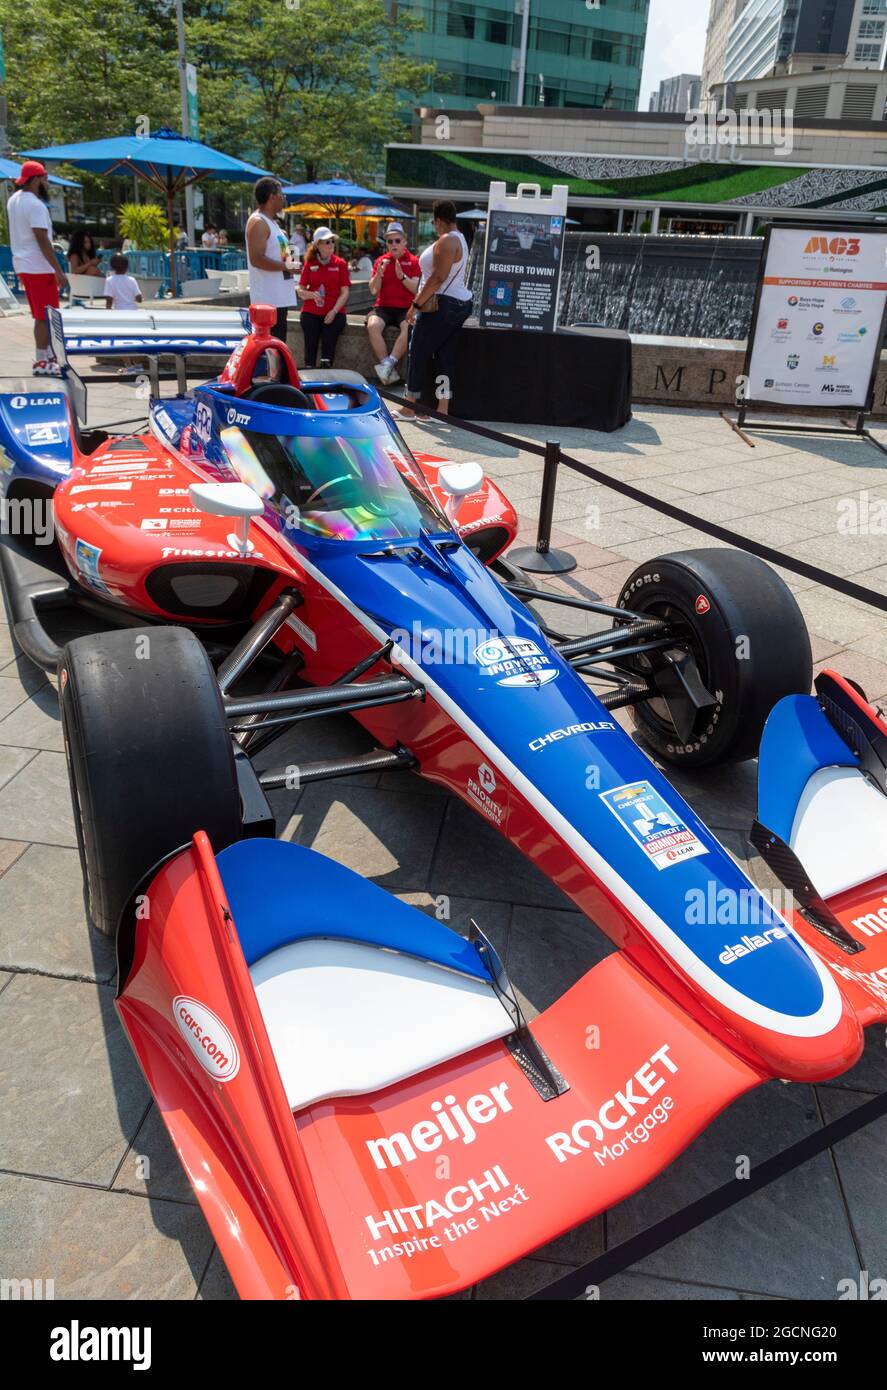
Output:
[{"xmin": 312, "ymin": 226, "xmax": 335, "ymax": 244}]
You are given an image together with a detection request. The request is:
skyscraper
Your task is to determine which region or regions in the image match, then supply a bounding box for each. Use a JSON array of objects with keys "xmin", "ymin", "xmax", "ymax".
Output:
[
  {"xmin": 701, "ymin": 0, "xmax": 752, "ymax": 107},
  {"xmin": 724, "ymin": 0, "xmax": 863, "ymax": 82},
  {"xmin": 385, "ymin": 0, "xmax": 650, "ymax": 111}
]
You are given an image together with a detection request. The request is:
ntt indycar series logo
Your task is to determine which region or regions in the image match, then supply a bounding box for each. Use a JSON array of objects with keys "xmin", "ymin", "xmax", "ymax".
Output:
[
  {"xmin": 474, "ymin": 636, "xmax": 558, "ymax": 687},
  {"xmin": 546, "ymin": 1044, "xmax": 678, "ymax": 1166}
]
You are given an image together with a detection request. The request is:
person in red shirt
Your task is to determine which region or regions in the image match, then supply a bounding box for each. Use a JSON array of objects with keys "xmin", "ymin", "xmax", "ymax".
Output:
[
  {"xmin": 296, "ymin": 227, "xmax": 351, "ymax": 367},
  {"xmin": 366, "ymin": 222, "xmax": 420, "ymax": 385}
]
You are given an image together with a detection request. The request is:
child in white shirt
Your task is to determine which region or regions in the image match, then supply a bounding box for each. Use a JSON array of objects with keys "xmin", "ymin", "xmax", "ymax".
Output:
[
  {"xmin": 104, "ymin": 253, "xmax": 142, "ymax": 310},
  {"xmin": 104, "ymin": 253, "xmax": 143, "ymax": 373}
]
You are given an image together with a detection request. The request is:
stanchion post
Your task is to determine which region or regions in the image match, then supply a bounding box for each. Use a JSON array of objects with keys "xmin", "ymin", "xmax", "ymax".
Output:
[{"xmin": 507, "ymin": 438, "xmax": 577, "ymax": 575}]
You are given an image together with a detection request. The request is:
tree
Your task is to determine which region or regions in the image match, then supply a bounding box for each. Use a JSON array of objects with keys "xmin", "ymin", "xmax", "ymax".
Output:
[
  {"xmin": 0, "ymin": 0, "xmax": 176, "ymax": 149},
  {"xmin": 187, "ymin": 0, "xmax": 434, "ymax": 182}
]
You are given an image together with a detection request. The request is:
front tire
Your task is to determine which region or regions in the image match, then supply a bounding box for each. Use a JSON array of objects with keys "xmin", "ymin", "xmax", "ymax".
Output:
[
  {"xmin": 618, "ymin": 548, "xmax": 812, "ymax": 767},
  {"xmin": 59, "ymin": 626, "xmax": 242, "ymax": 937}
]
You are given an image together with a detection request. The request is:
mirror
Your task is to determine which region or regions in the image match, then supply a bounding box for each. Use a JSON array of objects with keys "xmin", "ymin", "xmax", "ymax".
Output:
[
  {"xmin": 189, "ymin": 482, "xmax": 265, "ymax": 555},
  {"xmin": 437, "ymin": 461, "xmax": 484, "ymax": 522}
]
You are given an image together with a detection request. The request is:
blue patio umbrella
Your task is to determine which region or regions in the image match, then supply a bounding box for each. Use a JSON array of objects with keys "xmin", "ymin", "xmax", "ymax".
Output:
[
  {"xmin": 0, "ymin": 157, "xmax": 80, "ymax": 188},
  {"xmin": 280, "ymin": 177, "xmax": 409, "ymax": 233},
  {"xmin": 22, "ymin": 128, "xmax": 272, "ymax": 290}
]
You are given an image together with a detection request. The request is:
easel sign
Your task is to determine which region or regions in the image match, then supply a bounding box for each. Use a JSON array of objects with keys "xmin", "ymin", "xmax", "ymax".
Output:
[
  {"xmin": 736, "ymin": 220, "xmax": 887, "ymax": 453},
  {"xmin": 479, "ymin": 181, "xmax": 568, "ymax": 333}
]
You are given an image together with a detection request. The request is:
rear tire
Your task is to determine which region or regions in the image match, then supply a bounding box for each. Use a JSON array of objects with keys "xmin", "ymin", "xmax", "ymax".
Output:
[
  {"xmin": 59, "ymin": 626, "xmax": 241, "ymax": 937},
  {"xmin": 617, "ymin": 548, "xmax": 812, "ymax": 767}
]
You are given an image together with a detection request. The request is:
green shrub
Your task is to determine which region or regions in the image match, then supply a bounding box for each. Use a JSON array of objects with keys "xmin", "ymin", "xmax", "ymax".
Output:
[{"xmin": 118, "ymin": 203, "xmax": 169, "ymax": 250}]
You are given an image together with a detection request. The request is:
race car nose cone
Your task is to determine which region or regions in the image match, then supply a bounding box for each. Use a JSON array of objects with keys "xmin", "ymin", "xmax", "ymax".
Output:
[{"xmin": 249, "ymin": 303, "xmax": 278, "ymax": 331}]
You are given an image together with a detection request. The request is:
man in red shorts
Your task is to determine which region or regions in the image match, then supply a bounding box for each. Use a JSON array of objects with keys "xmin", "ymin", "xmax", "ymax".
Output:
[
  {"xmin": 366, "ymin": 222, "xmax": 420, "ymax": 385},
  {"xmin": 8, "ymin": 161, "xmax": 69, "ymax": 376}
]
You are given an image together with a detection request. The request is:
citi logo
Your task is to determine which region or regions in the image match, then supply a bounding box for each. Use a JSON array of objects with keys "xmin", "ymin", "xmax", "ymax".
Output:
[{"xmin": 803, "ymin": 235, "xmax": 860, "ymax": 257}]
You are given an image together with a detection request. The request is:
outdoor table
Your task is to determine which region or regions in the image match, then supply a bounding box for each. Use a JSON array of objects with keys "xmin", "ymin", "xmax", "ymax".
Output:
[{"xmin": 417, "ymin": 323, "xmax": 632, "ymax": 431}]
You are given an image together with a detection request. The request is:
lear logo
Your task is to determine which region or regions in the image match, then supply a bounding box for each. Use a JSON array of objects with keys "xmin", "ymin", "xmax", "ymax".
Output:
[
  {"xmin": 852, "ymin": 897, "xmax": 887, "ymax": 938},
  {"xmin": 803, "ymin": 235, "xmax": 861, "ymax": 256},
  {"xmin": 50, "ymin": 1322, "xmax": 151, "ymax": 1371},
  {"xmin": 172, "ymin": 996, "xmax": 240, "ymax": 1081},
  {"xmin": 11, "ymin": 395, "xmax": 62, "ymax": 408}
]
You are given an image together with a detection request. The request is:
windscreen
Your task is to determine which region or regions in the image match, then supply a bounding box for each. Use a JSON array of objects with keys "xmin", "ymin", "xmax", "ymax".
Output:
[{"xmin": 220, "ymin": 420, "xmax": 449, "ymax": 541}]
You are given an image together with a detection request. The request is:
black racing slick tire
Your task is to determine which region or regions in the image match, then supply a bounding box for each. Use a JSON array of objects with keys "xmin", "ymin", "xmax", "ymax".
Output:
[
  {"xmin": 617, "ymin": 548, "xmax": 812, "ymax": 768},
  {"xmin": 59, "ymin": 626, "xmax": 241, "ymax": 937}
]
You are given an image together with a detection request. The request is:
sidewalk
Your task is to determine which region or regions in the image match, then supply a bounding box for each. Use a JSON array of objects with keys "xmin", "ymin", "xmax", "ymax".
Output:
[{"xmin": 0, "ymin": 312, "xmax": 885, "ymax": 1301}]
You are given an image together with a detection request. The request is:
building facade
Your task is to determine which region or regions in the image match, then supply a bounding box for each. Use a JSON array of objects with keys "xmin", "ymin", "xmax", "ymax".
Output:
[
  {"xmin": 725, "ymin": 0, "xmax": 882, "ymax": 82},
  {"xmin": 385, "ymin": 0, "xmax": 650, "ymax": 111},
  {"xmin": 650, "ymin": 73, "xmax": 702, "ymax": 112},
  {"xmin": 386, "ymin": 102, "xmax": 887, "ymax": 234},
  {"xmin": 701, "ymin": 0, "xmax": 752, "ymax": 107}
]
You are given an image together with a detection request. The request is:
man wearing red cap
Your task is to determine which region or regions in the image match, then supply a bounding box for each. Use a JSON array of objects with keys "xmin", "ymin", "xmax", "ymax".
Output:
[{"xmin": 7, "ymin": 161, "xmax": 69, "ymax": 376}]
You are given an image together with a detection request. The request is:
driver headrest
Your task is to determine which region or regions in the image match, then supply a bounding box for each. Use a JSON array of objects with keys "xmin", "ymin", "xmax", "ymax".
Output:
[{"xmin": 218, "ymin": 303, "xmax": 302, "ymax": 396}]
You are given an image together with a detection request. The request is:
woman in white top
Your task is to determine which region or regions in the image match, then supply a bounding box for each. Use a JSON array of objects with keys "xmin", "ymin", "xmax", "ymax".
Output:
[
  {"xmin": 245, "ymin": 178, "xmax": 298, "ymax": 342},
  {"xmin": 399, "ymin": 200, "xmax": 473, "ymax": 419}
]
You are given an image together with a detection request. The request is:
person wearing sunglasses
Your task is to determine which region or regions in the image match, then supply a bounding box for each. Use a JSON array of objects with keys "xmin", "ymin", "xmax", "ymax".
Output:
[
  {"xmin": 366, "ymin": 222, "xmax": 420, "ymax": 386},
  {"xmin": 296, "ymin": 226, "xmax": 351, "ymax": 367}
]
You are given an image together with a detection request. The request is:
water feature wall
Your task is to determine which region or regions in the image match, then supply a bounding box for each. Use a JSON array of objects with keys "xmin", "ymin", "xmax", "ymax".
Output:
[{"xmin": 466, "ymin": 231, "xmax": 765, "ymax": 341}]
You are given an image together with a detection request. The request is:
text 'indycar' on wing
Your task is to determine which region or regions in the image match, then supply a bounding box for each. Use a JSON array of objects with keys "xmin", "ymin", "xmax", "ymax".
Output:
[{"xmin": 3, "ymin": 304, "xmax": 886, "ymax": 1299}]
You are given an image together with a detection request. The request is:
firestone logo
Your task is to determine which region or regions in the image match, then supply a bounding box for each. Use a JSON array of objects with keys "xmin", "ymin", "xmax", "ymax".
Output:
[{"xmin": 803, "ymin": 236, "xmax": 861, "ymax": 257}]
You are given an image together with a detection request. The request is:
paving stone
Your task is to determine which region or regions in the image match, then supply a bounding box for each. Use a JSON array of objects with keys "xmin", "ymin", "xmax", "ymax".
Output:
[
  {"xmin": 431, "ymin": 796, "xmax": 570, "ymax": 910},
  {"xmin": 0, "ymin": 1173, "xmax": 212, "ymax": 1300},
  {"xmin": 0, "ymin": 843, "xmax": 113, "ymax": 980},
  {"xmin": 0, "ymin": 652, "xmax": 48, "ymax": 696},
  {"xmin": 507, "ymin": 903, "xmax": 613, "ymax": 1017},
  {"xmin": 607, "ymin": 1082, "xmax": 859, "ymax": 1298},
  {"xmin": 278, "ymin": 782, "xmax": 446, "ymax": 891},
  {"xmin": 598, "ymin": 1271, "xmax": 742, "ymax": 1300},
  {"xmin": 0, "ymin": 973, "xmax": 150, "ymax": 1183},
  {"xmin": 0, "ymin": 749, "xmax": 75, "ymax": 846},
  {"xmin": 818, "ymin": 1088, "xmax": 887, "ymax": 1283},
  {"xmin": 796, "ymin": 590, "xmax": 885, "ymax": 646},
  {"xmin": 0, "ymin": 684, "xmax": 63, "ymax": 751},
  {"xmin": 475, "ymin": 1255, "xmax": 578, "ymax": 1299},
  {"xmin": 197, "ymin": 1247, "xmax": 238, "ymax": 1300},
  {"xmin": 395, "ymin": 890, "xmax": 511, "ymax": 957},
  {"xmin": 0, "ymin": 744, "xmax": 38, "ymax": 795},
  {"xmin": 113, "ymin": 1104, "xmax": 195, "ymax": 1205},
  {"xmin": 813, "ymin": 649, "xmax": 887, "ymax": 703}
]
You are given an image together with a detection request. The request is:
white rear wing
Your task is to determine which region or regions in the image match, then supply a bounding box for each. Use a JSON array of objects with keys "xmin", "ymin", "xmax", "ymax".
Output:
[{"xmin": 48, "ymin": 307, "xmax": 250, "ymax": 365}]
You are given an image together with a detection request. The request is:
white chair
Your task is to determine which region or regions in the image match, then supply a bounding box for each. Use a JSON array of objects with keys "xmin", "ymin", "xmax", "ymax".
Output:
[
  {"xmin": 136, "ymin": 276, "xmax": 164, "ymax": 302},
  {"xmin": 67, "ymin": 273, "xmax": 107, "ymax": 304},
  {"xmin": 182, "ymin": 277, "xmax": 221, "ymax": 299}
]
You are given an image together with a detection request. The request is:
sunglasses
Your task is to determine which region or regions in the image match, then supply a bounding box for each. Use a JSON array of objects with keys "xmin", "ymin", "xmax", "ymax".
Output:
[{"xmin": 386, "ymin": 237, "xmax": 404, "ymax": 245}]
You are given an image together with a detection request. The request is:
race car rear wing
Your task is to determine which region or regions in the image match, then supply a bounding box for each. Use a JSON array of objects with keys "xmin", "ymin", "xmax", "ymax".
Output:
[{"xmin": 47, "ymin": 306, "xmax": 250, "ymax": 392}]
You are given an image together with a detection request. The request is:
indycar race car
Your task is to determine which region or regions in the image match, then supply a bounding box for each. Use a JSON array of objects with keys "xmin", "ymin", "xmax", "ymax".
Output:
[{"xmin": 3, "ymin": 305, "xmax": 887, "ymax": 1299}]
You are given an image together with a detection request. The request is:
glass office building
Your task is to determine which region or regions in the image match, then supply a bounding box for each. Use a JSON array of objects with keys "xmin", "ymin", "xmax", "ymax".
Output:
[
  {"xmin": 725, "ymin": 0, "xmax": 858, "ymax": 81},
  {"xmin": 386, "ymin": 0, "xmax": 649, "ymax": 111}
]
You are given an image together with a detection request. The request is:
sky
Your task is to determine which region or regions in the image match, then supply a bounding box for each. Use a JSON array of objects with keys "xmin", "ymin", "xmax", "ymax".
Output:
[{"xmin": 638, "ymin": 0, "xmax": 712, "ymax": 109}]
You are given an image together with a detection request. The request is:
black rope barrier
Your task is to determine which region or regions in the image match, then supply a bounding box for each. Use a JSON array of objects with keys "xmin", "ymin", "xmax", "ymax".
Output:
[
  {"xmin": 377, "ymin": 387, "xmax": 887, "ymax": 615},
  {"xmin": 528, "ymin": 1087, "xmax": 887, "ymax": 1300}
]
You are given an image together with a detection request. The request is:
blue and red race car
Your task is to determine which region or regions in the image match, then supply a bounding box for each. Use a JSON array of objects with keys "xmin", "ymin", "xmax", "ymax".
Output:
[{"xmin": 3, "ymin": 304, "xmax": 886, "ymax": 1299}]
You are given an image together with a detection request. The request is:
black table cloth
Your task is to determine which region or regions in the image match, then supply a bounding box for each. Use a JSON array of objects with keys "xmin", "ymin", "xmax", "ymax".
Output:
[{"xmin": 417, "ymin": 324, "xmax": 632, "ymax": 432}]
